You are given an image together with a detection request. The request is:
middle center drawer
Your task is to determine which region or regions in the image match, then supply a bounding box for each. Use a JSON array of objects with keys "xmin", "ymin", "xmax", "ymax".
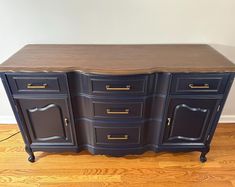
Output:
[
  {"xmin": 72, "ymin": 96, "xmax": 146, "ymax": 120},
  {"xmin": 93, "ymin": 101, "xmax": 144, "ymax": 118}
]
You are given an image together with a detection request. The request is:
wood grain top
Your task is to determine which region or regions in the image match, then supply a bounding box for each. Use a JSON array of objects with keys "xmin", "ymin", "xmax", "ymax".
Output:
[{"xmin": 0, "ymin": 44, "xmax": 235, "ymax": 74}]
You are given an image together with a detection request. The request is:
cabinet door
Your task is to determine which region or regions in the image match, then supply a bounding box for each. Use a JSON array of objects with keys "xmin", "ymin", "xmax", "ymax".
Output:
[
  {"xmin": 16, "ymin": 98, "xmax": 75, "ymax": 146},
  {"xmin": 163, "ymin": 98, "xmax": 219, "ymax": 144}
]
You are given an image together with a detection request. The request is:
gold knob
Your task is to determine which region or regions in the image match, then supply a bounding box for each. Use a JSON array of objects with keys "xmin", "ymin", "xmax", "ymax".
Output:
[
  {"xmin": 64, "ymin": 118, "xmax": 69, "ymax": 127},
  {"xmin": 167, "ymin": 118, "xmax": 171, "ymax": 126}
]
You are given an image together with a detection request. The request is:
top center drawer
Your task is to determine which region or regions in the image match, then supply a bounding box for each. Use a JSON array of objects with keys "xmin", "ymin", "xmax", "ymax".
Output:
[
  {"xmin": 68, "ymin": 73, "xmax": 153, "ymax": 96},
  {"xmin": 89, "ymin": 74, "xmax": 151, "ymax": 96},
  {"xmin": 91, "ymin": 79, "xmax": 146, "ymax": 95}
]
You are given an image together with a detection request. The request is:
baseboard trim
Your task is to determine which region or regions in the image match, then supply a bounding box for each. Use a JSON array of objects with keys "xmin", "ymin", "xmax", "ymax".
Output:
[
  {"xmin": 0, "ymin": 115, "xmax": 234, "ymax": 125},
  {"xmin": 0, "ymin": 116, "xmax": 16, "ymax": 124},
  {"xmin": 219, "ymin": 115, "xmax": 235, "ymax": 123}
]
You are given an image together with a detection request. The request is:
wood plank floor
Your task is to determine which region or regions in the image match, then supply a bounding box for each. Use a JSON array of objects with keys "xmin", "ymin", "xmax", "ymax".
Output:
[{"xmin": 0, "ymin": 124, "xmax": 235, "ymax": 187}]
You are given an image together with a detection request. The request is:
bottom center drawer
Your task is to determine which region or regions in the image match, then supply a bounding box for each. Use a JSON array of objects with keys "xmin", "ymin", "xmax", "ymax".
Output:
[{"xmin": 94, "ymin": 125, "xmax": 141, "ymax": 145}]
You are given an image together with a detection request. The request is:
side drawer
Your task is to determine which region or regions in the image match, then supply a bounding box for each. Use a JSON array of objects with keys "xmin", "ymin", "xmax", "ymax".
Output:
[
  {"xmin": 90, "ymin": 75, "xmax": 149, "ymax": 95},
  {"xmin": 170, "ymin": 73, "xmax": 229, "ymax": 94},
  {"xmin": 6, "ymin": 73, "xmax": 68, "ymax": 94},
  {"xmin": 93, "ymin": 101, "xmax": 144, "ymax": 119},
  {"xmin": 94, "ymin": 125, "xmax": 141, "ymax": 145}
]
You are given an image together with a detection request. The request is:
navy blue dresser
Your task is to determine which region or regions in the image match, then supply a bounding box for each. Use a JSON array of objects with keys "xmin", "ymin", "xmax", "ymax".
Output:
[{"xmin": 0, "ymin": 44, "xmax": 234, "ymax": 162}]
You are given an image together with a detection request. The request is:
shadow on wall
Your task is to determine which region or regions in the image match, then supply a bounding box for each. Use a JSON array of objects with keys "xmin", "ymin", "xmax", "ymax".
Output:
[
  {"xmin": 211, "ymin": 44, "xmax": 235, "ymax": 118},
  {"xmin": 212, "ymin": 44, "xmax": 235, "ymax": 63}
]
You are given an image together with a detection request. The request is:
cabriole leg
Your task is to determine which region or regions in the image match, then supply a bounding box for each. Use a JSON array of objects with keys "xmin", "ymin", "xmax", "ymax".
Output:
[
  {"xmin": 200, "ymin": 148, "xmax": 210, "ymax": 163},
  {"xmin": 25, "ymin": 145, "xmax": 35, "ymax": 163}
]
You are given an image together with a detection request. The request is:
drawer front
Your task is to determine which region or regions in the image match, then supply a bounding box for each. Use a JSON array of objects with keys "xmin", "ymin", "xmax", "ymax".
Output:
[
  {"xmin": 170, "ymin": 73, "xmax": 229, "ymax": 94},
  {"xmin": 90, "ymin": 75, "xmax": 148, "ymax": 95},
  {"xmin": 93, "ymin": 101, "xmax": 144, "ymax": 119},
  {"xmin": 94, "ymin": 125, "xmax": 141, "ymax": 145},
  {"xmin": 6, "ymin": 73, "xmax": 68, "ymax": 94}
]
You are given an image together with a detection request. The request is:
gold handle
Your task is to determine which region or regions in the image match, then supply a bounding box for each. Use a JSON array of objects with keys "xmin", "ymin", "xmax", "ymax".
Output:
[
  {"xmin": 106, "ymin": 85, "xmax": 131, "ymax": 91},
  {"xmin": 64, "ymin": 118, "xmax": 69, "ymax": 127},
  {"xmin": 189, "ymin": 84, "xmax": 209, "ymax": 89},
  {"xmin": 27, "ymin": 83, "xmax": 48, "ymax": 89},
  {"xmin": 107, "ymin": 135, "xmax": 128, "ymax": 140},
  {"xmin": 167, "ymin": 118, "xmax": 171, "ymax": 126},
  {"xmin": 106, "ymin": 109, "xmax": 129, "ymax": 115}
]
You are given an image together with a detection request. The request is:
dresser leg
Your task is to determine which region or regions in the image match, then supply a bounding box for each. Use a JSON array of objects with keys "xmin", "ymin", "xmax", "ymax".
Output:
[
  {"xmin": 200, "ymin": 148, "xmax": 210, "ymax": 163},
  {"xmin": 25, "ymin": 146, "xmax": 35, "ymax": 163}
]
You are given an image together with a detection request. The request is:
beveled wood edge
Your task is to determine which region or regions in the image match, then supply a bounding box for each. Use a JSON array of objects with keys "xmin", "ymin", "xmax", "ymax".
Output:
[{"xmin": 1, "ymin": 66, "xmax": 235, "ymax": 75}]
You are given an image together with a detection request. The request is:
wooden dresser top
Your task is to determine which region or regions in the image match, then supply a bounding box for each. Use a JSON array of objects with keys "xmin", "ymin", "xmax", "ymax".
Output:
[{"xmin": 0, "ymin": 44, "xmax": 235, "ymax": 74}]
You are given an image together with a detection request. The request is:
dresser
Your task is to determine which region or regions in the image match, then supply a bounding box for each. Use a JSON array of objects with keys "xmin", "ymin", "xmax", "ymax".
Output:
[{"xmin": 0, "ymin": 44, "xmax": 235, "ymax": 163}]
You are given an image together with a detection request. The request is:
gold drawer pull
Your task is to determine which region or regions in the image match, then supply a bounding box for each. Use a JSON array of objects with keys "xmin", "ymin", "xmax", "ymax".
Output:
[
  {"xmin": 106, "ymin": 109, "xmax": 129, "ymax": 115},
  {"xmin": 189, "ymin": 84, "xmax": 209, "ymax": 89},
  {"xmin": 106, "ymin": 85, "xmax": 131, "ymax": 91},
  {"xmin": 107, "ymin": 135, "xmax": 129, "ymax": 140},
  {"xmin": 27, "ymin": 83, "xmax": 48, "ymax": 89}
]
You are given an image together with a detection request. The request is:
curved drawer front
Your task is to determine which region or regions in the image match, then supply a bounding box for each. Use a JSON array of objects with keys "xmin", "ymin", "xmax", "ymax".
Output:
[
  {"xmin": 94, "ymin": 125, "xmax": 141, "ymax": 146},
  {"xmin": 6, "ymin": 73, "xmax": 68, "ymax": 94},
  {"xmin": 71, "ymin": 96, "xmax": 149, "ymax": 120},
  {"xmin": 93, "ymin": 101, "xmax": 144, "ymax": 119},
  {"xmin": 91, "ymin": 78, "xmax": 147, "ymax": 95},
  {"xmin": 67, "ymin": 72, "xmax": 155, "ymax": 96},
  {"xmin": 170, "ymin": 73, "xmax": 229, "ymax": 94}
]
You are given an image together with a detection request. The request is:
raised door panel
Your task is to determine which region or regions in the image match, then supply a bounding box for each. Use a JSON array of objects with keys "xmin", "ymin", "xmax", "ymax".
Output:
[
  {"xmin": 163, "ymin": 98, "xmax": 219, "ymax": 144},
  {"xmin": 16, "ymin": 98, "xmax": 74, "ymax": 146}
]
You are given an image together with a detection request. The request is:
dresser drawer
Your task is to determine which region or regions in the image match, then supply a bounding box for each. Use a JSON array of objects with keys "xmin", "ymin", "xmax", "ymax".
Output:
[
  {"xmin": 170, "ymin": 73, "xmax": 229, "ymax": 94},
  {"xmin": 94, "ymin": 125, "xmax": 141, "ymax": 145},
  {"xmin": 90, "ymin": 75, "xmax": 148, "ymax": 95},
  {"xmin": 93, "ymin": 101, "xmax": 144, "ymax": 119},
  {"xmin": 6, "ymin": 73, "xmax": 68, "ymax": 94}
]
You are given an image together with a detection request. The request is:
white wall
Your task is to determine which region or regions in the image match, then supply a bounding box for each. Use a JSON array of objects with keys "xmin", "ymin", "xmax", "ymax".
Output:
[{"xmin": 0, "ymin": 0, "xmax": 235, "ymax": 123}]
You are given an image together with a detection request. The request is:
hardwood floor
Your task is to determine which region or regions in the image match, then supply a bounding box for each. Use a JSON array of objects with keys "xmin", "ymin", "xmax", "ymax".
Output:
[{"xmin": 0, "ymin": 124, "xmax": 235, "ymax": 187}]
